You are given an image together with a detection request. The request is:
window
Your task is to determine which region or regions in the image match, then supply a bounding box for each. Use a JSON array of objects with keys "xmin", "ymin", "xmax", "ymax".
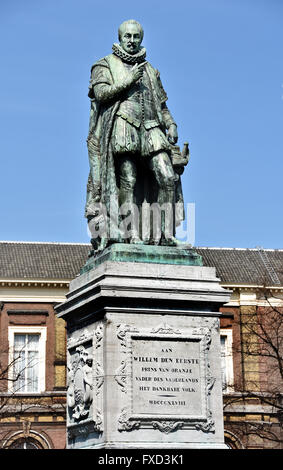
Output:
[
  {"xmin": 8, "ymin": 437, "xmax": 43, "ymax": 449},
  {"xmin": 8, "ymin": 327, "xmax": 47, "ymax": 393},
  {"xmin": 3, "ymin": 430, "xmax": 51, "ymax": 449},
  {"xmin": 220, "ymin": 329, "xmax": 234, "ymax": 392}
]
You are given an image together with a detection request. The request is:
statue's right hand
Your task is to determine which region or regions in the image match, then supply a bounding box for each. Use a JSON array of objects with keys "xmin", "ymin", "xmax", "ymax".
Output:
[{"xmin": 129, "ymin": 63, "xmax": 145, "ymax": 83}]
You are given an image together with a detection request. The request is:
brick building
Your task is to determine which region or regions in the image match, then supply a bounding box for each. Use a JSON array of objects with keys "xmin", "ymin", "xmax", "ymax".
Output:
[
  {"xmin": 0, "ymin": 241, "xmax": 282, "ymax": 449},
  {"xmin": 0, "ymin": 242, "xmax": 88, "ymax": 449}
]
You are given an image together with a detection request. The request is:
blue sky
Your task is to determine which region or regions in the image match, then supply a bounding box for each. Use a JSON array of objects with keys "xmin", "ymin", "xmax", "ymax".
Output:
[{"xmin": 1, "ymin": 0, "xmax": 282, "ymax": 248}]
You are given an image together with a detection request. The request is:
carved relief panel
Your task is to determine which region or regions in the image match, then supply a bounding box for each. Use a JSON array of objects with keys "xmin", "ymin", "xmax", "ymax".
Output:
[
  {"xmin": 115, "ymin": 319, "xmax": 219, "ymax": 434},
  {"xmin": 67, "ymin": 322, "xmax": 104, "ymax": 440}
]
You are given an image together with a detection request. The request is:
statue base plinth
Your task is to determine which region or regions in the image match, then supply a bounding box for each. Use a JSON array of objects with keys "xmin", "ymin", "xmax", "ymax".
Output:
[
  {"xmin": 56, "ymin": 244, "xmax": 231, "ymax": 449},
  {"xmin": 80, "ymin": 242, "xmax": 202, "ymax": 275}
]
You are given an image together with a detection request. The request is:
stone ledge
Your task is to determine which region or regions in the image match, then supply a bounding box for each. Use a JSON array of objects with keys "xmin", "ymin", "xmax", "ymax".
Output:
[{"xmin": 80, "ymin": 243, "xmax": 202, "ymax": 275}]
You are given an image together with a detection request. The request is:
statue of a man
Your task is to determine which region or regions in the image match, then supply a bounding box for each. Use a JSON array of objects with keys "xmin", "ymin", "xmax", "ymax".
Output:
[{"xmin": 85, "ymin": 19, "xmax": 188, "ymax": 252}]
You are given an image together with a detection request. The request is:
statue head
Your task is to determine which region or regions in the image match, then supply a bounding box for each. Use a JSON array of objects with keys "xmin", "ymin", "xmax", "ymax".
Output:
[{"xmin": 118, "ymin": 19, "xmax": 144, "ymax": 55}]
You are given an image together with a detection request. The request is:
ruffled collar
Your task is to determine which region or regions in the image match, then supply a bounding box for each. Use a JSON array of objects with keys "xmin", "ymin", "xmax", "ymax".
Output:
[{"xmin": 112, "ymin": 43, "xmax": 146, "ymax": 64}]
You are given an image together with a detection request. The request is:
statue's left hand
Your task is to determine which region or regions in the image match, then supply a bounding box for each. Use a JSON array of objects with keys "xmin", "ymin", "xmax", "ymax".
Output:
[{"xmin": 167, "ymin": 124, "xmax": 178, "ymax": 144}]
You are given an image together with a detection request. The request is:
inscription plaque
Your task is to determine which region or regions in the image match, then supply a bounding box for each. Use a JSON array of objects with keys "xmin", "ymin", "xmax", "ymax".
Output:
[{"xmin": 132, "ymin": 337, "xmax": 203, "ymax": 417}]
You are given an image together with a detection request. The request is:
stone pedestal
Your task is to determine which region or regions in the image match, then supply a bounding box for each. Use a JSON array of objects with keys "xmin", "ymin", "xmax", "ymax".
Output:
[{"xmin": 56, "ymin": 244, "xmax": 231, "ymax": 449}]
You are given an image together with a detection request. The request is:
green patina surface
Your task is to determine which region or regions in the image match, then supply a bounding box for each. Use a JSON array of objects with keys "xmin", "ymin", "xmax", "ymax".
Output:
[
  {"xmin": 85, "ymin": 20, "xmax": 190, "ymax": 253},
  {"xmin": 80, "ymin": 243, "xmax": 202, "ymax": 274}
]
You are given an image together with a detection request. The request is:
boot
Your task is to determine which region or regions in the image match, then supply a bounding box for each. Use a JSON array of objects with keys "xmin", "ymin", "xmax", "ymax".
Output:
[
  {"xmin": 158, "ymin": 187, "xmax": 178, "ymax": 246},
  {"xmin": 119, "ymin": 188, "xmax": 143, "ymax": 245}
]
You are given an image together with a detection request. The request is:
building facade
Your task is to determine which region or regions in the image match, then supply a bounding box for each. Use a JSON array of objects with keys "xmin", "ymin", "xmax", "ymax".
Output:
[
  {"xmin": 0, "ymin": 242, "xmax": 282, "ymax": 449},
  {"xmin": 0, "ymin": 242, "xmax": 88, "ymax": 449}
]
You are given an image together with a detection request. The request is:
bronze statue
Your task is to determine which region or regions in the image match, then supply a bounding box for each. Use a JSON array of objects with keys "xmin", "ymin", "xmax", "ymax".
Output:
[{"xmin": 85, "ymin": 19, "xmax": 189, "ymax": 253}]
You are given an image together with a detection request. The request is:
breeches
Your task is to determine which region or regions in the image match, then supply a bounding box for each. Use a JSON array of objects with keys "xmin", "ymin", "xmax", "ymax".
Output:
[
  {"xmin": 111, "ymin": 117, "xmax": 171, "ymax": 157},
  {"xmin": 118, "ymin": 152, "xmax": 176, "ymax": 192}
]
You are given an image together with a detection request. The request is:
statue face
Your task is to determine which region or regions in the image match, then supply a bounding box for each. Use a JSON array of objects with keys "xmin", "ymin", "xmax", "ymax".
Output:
[{"xmin": 119, "ymin": 23, "xmax": 142, "ymax": 55}]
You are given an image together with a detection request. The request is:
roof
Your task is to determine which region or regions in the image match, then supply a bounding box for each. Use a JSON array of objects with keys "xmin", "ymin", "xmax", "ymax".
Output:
[
  {"xmin": 0, "ymin": 241, "xmax": 90, "ymax": 281},
  {"xmin": 0, "ymin": 241, "xmax": 282, "ymax": 286},
  {"xmin": 196, "ymin": 247, "xmax": 283, "ymax": 286}
]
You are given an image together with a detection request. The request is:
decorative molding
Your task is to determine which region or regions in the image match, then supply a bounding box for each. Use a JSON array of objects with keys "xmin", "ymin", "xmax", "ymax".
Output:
[
  {"xmin": 95, "ymin": 361, "xmax": 104, "ymax": 395},
  {"xmin": 2, "ymin": 429, "xmax": 52, "ymax": 449},
  {"xmin": 22, "ymin": 420, "xmax": 31, "ymax": 438},
  {"xmin": 95, "ymin": 324, "xmax": 103, "ymax": 349},
  {"xmin": 67, "ymin": 331, "xmax": 93, "ymax": 349},
  {"xmin": 114, "ymin": 360, "xmax": 127, "ymax": 393},
  {"xmin": 117, "ymin": 324, "xmax": 138, "ymax": 348},
  {"xmin": 118, "ymin": 408, "xmax": 141, "ymax": 432},
  {"xmin": 0, "ymin": 280, "xmax": 69, "ymax": 288},
  {"xmin": 203, "ymin": 330, "xmax": 212, "ymax": 353},
  {"xmin": 206, "ymin": 371, "xmax": 216, "ymax": 396},
  {"xmin": 93, "ymin": 322, "xmax": 104, "ymax": 431},
  {"xmin": 152, "ymin": 420, "xmax": 184, "ymax": 434},
  {"xmin": 195, "ymin": 412, "xmax": 215, "ymax": 433},
  {"xmin": 95, "ymin": 410, "xmax": 103, "ymax": 432},
  {"xmin": 150, "ymin": 323, "xmax": 180, "ymax": 335}
]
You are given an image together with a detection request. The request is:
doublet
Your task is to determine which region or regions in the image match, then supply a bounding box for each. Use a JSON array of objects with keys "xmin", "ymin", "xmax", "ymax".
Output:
[
  {"xmin": 89, "ymin": 45, "xmax": 176, "ymax": 157},
  {"xmin": 116, "ymin": 61, "xmax": 160, "ymax": 130}
]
